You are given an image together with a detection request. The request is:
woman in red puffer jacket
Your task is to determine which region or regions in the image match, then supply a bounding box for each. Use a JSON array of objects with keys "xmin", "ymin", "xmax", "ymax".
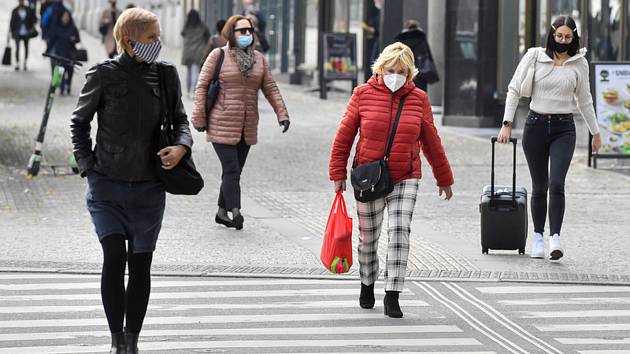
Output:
[{"xmin": 329, "ymin": 42, "xmax": 454, "ymax": 318}]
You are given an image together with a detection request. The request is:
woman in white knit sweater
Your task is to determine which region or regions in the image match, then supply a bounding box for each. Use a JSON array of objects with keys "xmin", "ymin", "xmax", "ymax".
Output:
[{"xmin": 497, "ymin": 15, "xmax": 601, "ymax": 261}]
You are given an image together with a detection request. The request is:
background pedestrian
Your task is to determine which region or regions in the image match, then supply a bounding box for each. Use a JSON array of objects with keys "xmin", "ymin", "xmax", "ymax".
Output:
[
  {"xmin": 9, "ymin": 0, "xmax": 38, "ymax": 71},
  {"xmin": 394, "ymin": 19, "xmax": 435, "ymax": 91},
  {"xmin": 498, "ymin": 15, "xmax": 602, "ymax": 261},
  {"xmin": 181, "ymin": 9, "xmax": 209, "ymax": 97},
  {"xmin": 46, "ymin": 8, "xmax": 79, "ymax": 95},
  {"xmin": 192, "ymin": 14, "xmax": 290, "ymax": 231},
  {"xmin": 202, "ymin": 19, "xmax": 227, "ymax": 63},
  {"xmin": 70, "ymin": 7, "xmax": 192, "ymax": 353},
  {"xmin": 99, "ymin": 0, "xmax": 120, "ymax": 58},
  {"xmin": 329, "ymin": 42, "xmax": 454, "ymax": 318}
]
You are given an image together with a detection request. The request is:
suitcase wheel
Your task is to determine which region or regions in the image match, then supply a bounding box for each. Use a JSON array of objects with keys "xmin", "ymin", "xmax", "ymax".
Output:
[
  {"xmin": 482, "ymin": 247, "xmax": 489, "ymax": 254},
  {"xmin": 518, "ymin": 248, "xmax": 525, "ymax": 255}
]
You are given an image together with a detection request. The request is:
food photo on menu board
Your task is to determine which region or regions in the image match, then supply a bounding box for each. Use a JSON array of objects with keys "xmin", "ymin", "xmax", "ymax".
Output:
[{"xmin": 594, "ymin": 63, "xmax": 630, "ymax": 155}]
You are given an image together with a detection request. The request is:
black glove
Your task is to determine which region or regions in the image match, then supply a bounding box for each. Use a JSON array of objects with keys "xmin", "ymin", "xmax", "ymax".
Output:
[
  {"xmin": 280, "ymin": 120, "xmax": 290, "ymax": 133},
  {"xmin": 195, "ymin": 126, "xmax": 206, "ymax": 133}
]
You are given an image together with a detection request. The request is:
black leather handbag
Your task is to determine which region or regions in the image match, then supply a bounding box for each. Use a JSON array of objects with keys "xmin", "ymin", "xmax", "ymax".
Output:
[
  {"xmin": 205, "ymin": 48, "xmax": 224, "ymax": 115},
  {"xmin": 156, "ymin": 64, "xmax": 204, "ymax": 195},
  {"xmin": 418, "ymin": 54, "xmax": 439, "ymax": 84},
  {"xmin": 350, "ymin": 95, "xmax": 407, "ymax": 202},
  {"xmin": 2, "ymin": 46, "xmax": 11, "ymax": 66}
]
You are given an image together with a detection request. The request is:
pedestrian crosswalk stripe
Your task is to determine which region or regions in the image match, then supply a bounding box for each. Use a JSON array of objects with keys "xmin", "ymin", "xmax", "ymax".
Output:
[
  {"xmin": 0, "ymin": 325, "xmax": 463, "ymax": 341},
  {"xmin": 521, "ymin": 309, "xmax": 630, "ymax": 318},
  {"xmin": 536, "ymin": 323, "xmax": 630, "ymax": 332},
  {"xmin": 0, "ymin": 313, "xmax": 410, "ymax": 328},
  {"xmin": 476, "ymin": 285, "xmax": 630, "ymax": 294},
  {"xmin": 0, "ymin": 299, "xmax": 429, "ymax": 314},
  {"xmin": 555, "ymin": 337, "xmax": 630, "ymax": 345},
  {"xmin": 499, "ymin": 297, "xmax": 630, "ymax": 306},
  {"xmin": 0, "ymin": 273, "xmax": 98, "ymax": 280},
  {"xmin": 0, "ymin": 279, "xmax": 362, "ymax": 291},
  {"xmin": 1, "ymin": 287, "xmax": 416, "ymax": 302},
  {"xmin": 0, "ymin": 338, "xmax": 483, "ymax": 354},
  {"xmin": 273, "ymin": 352, "xmax": 497, "ymax": 354}
]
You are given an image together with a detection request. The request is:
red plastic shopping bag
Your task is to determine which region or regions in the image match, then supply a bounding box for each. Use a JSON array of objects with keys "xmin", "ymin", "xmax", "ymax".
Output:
[{"xmin": 320, "ymin": 192, "xmax": 353, "ymax": 273}]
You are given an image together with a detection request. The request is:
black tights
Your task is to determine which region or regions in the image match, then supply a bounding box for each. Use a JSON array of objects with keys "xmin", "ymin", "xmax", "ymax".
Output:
[{"xmin": 100, "ymin": 234, "xmax": 153, "ymax": 334}]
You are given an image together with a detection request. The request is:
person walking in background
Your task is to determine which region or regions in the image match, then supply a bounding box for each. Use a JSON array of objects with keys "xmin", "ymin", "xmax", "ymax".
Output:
[
  {"xmin": 202, "ymin": 19, "xmax": 227, "ymax": 63},
  {"xmin": 10, "ymin": 0, "xmax": 38, "ymax": 71},
  {"xmin": 46, "ymin": 8, "xmax": 79, "ymax": 95},
  {"xmin": 71, "ymin": 7, "xmax": 192, "ymax": 353},
  {"xmin": 244, "ymin": 13, "xmax": 269, "ymax": 53},
  {"xmin": 99, "ymin": 0, "xmax": 120, "ymax": 59},
  {"xmin": 192, "ymin": 15, "xmax": 289, "ymax": 231},
  {"xmin": 497, "ymin": 15, "xmax": 602, "ymax": 261},
  {"xmin": 181, "ymin": 9, "xmax": 209, "ymax": 98},
  {"xmin": 394, "ymin": 20, "xmax": 435, "ymax": 91},
  {"xmin": 241, "ymin": 0, "xmax": 266, "ymax": 33},
  {"xmin": 40, "ymin": 0, "xmax": 63, "ymax": 40},
  {"xmin": 329, "ymin": 42, "xmax": 454, "ymax": 318}
]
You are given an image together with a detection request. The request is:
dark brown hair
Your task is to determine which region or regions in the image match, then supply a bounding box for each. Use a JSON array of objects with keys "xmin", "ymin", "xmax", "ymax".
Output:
[
  {"xmin": 545, "ymin": 15, "xmax": 580, "ymax": 58},
  {"xmin": 222, "ymin": 15, "xmax": 255, "ymax": 48}
]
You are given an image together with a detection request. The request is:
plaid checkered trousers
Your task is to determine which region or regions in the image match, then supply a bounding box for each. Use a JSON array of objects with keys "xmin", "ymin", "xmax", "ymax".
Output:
[{"xmin": 356, "ymin": 178, "xmax": 419, "ymax": 292}]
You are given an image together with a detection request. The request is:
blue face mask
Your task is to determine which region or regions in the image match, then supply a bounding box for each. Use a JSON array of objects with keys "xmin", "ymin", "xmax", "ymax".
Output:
[{"xmin": 236, "ymin": 35, "xmax": 253, "ymax": 48}]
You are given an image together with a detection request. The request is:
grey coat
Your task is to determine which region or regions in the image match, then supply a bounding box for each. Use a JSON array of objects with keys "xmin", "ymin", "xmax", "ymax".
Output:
[{"xmin": 181, "ymin": 25, "xmax": 210, "ymax": 66}]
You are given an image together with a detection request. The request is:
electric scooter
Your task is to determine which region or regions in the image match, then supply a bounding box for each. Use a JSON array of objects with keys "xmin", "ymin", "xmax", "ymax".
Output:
[{"xmin": 26, "ymin": 52, "xmax": 83, "ymax": 178}]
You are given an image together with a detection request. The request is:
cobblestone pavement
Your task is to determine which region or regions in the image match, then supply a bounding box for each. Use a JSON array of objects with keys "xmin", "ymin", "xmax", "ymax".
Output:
[{"xmin": 1, "ymin": 2, "xmax": 630, "ymax": 283}]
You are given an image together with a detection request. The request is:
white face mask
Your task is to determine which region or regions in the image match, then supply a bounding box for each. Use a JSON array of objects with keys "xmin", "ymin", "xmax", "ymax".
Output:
[{"xmin": 383, "ymin": 74, "xmax": 406, "ymax": 92}]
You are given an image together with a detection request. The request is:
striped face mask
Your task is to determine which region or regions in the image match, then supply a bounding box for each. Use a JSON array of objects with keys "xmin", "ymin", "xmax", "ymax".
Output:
[{"xmin": 131, "ymin": 40, "xmax": 162, "ymax": 64}]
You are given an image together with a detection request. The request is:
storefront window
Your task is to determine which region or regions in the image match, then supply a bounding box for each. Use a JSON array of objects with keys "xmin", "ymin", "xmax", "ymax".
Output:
[
  {"xmin": 626, "ymin": 3, "xmax": 630, "ymax": 60},
  {"xmin": 551, "ymin": 0, "xmax": 582, "ymax": 32},
  {"xmin": 518, "ymin": 0, "xmax": 527, "ymax": 56},
  {"xmin": 589, "ymin": 0, "xmax": 622, "ymax": 61}
]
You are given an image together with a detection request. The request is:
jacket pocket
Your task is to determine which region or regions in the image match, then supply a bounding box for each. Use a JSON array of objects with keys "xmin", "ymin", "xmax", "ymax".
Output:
[
  {"xmin": 98, "ymin": 140, "xmax": 126, "ymax": 164},
  {"xmin": 104, "ymin": 84, "xmax": 129, "ymax": 112}
]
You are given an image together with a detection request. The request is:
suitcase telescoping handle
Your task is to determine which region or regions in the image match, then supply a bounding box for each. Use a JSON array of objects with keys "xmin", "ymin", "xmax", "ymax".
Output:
[{"xmin": 490, "ymin": 137, "xmax": 518, "ymax": 206}]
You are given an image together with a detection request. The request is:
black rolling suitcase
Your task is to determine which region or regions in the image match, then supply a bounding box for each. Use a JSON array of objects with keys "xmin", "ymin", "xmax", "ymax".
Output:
[{"xmin": 479, "ymin": 137, "xmax": 528, "ymax": 255}]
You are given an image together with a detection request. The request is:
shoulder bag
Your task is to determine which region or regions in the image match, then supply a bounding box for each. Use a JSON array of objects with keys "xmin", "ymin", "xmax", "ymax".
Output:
[
  {"xmin": 520, "ymin": 49, "xmax": 537, "ymax": 98},
  {"xmin": 156, "ymin": 64, "xmax": 204, "ymax": 195},
  {"xmin": 350, "ymin": 95, "xmax": 407, "ymax": 202},
  {"xmin": 206, "ymin": 48, "xmax": 224, "ymax": 115}
]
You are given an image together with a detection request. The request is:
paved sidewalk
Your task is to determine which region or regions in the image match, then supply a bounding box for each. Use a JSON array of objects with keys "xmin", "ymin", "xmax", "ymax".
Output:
[{"xmin": 1, "ymin": 2, "xmax": 630, "ymax": 284}]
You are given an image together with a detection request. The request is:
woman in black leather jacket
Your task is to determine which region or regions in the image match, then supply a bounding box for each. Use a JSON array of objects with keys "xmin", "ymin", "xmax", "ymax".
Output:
[{"xmin": 70, "ymin": 8, "xmax": 192, "ymax": 354}]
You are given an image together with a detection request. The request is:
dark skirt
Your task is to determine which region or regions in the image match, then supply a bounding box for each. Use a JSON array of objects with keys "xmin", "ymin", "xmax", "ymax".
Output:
[{"xmin": 86, "ymin": 171, "xmax": 166, "ymax": 253}]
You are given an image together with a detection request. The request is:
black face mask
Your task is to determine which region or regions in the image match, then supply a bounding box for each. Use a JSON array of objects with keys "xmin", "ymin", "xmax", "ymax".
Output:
[{"xmin": 554, "ymin": 42, "xmax": 571, "ymax": 53}]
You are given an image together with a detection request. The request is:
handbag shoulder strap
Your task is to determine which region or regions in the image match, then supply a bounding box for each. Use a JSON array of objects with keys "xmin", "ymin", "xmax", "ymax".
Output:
[
  {"xmin": 384, "ymin": 94, "xmax": 408, "ymax": 159},
  {"xmin": 213, "ymin": 49, "xmax": 224, "ymax": 81},
  {"xmin": 157, "ymin": 63, "xmax": 171, "ymax": 128}
]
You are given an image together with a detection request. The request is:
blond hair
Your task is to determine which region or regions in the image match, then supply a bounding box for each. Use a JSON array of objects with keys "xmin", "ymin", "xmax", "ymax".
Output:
[
  {"xmin": 371, "ymin": 42, "xmax": 418, "ymax": 81},
  {"xmin": 113, "ymin": 8, "xmax": 159, "ymax": 54}
]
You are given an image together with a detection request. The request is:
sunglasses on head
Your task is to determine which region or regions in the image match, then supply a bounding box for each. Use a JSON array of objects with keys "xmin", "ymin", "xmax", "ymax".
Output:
[{"xmin": 235, "ymin": 27, "xmax": 254, "ymax": 35}]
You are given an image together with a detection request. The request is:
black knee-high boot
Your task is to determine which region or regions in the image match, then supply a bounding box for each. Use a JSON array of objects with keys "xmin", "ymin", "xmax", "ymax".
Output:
[{"xmin": 109, "ymin": 332, "xmax": 125, "ymax": 354}]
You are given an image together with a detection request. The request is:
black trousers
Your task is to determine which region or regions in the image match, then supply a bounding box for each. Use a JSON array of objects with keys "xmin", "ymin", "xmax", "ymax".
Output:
[
  {"xmin": 14, "ymin": 38, "xmax": 30, "ymax": 63},
  {"xmin": 212, "ymin": 135, "xmax": 251, "ymax": 210},
  {"xmin": 521, "ymin": 111, "xmax": 576, "ymax": 236},
  {"xmin": 100, "ymin": 234, "xmax": 153, "ymax": 334}
]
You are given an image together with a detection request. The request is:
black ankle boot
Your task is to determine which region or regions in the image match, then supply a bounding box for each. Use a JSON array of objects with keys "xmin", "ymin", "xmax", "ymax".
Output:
[
  {"xmin": 359, "ymin": 283, "xmax": 375, "ymax": 309},
  {"xmin": 124, "ymin": 331, "xmax": 139, "ymax": 354},
  {"xmin": 109, "ymin": 332, "xmax": 125, "ymax": 354},
  {"xmin": 384, "ymin": 291, "xmax": 403, "ymax": 318}
]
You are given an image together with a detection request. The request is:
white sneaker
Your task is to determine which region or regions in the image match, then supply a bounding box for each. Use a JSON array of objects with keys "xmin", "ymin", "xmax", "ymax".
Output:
[
  {"xmin": 549, "ymin": 234, "xmax": 564, "ymax": 260},
  {"xmin": 530, "ymin": 233, "xmax": 545, "ymax": 258}
]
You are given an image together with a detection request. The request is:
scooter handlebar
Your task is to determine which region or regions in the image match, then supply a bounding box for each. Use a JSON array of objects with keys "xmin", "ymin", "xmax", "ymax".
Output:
[{"xmin": 42, "ymin": 52, "xmax": 83, "ymax": 66}]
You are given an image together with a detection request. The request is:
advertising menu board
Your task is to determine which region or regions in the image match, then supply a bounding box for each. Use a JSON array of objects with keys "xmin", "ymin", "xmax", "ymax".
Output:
[
  {"xmin": 322, "ymin": 33, "xmax": 358, "ymax": 81},
  {"xmin": 592, "ymin": 63, "xmax": 630, "ymax": 157}
]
